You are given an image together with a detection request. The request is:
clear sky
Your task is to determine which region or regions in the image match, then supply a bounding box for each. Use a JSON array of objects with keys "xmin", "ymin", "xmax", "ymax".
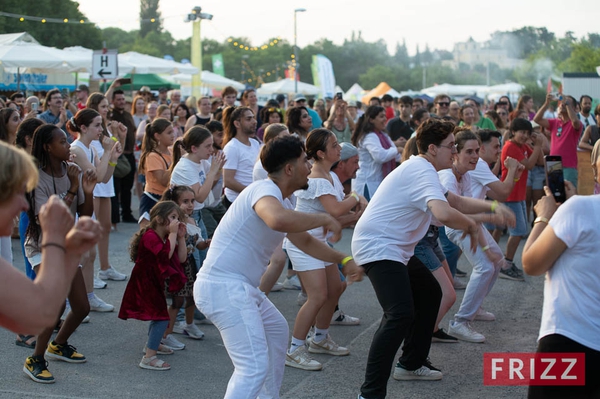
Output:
[{"xmin": 77, "ymin": 0, "xmax": 598, "ymax": 55}]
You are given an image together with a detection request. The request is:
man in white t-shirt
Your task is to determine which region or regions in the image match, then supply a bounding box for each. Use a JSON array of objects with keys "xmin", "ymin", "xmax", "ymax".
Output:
[
  {"xmin": 353, "ymin": 120, "xmax": 514, "ymax": 399},
  {"xmin": 222, "ymin": 107, "xmax": 261, "ymax": 208},
  {"xmin": 194, "ymin": 135, "xmax": 363, "ymax": 399}
]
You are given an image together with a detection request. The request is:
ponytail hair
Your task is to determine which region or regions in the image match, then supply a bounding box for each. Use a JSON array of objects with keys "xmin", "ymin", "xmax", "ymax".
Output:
[
  {"xmin": 138, "ymin": 117, "xmax": 172, "ymax": 173},
  {"xmin": 222, "ymin": 106, "xmax": 251, "ymax": 147},
  {"xmin": 305, "ymin": 128, "xmax": 334, "ymax": 161},
  {"xmin": 171, "ymin": 126, "xmax": 212, "ymax": 168},
  {"xmin": 65, "ymin": 108, "xmax": 100, "ymax": 137}
]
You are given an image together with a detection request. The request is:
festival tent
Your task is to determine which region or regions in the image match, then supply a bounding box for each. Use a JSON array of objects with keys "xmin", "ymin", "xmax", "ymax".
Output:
[
  {"xmin": 121, "ymin": 73, "xmax": 179, "ymax": 91},
  {"xmin": 422, "ymin": 83, "xmax": 487, "ymax": 98},
  {"xmin": 257, "ymin": 79, "xmax": 320, "ymax": 96},
  {"xmin": 169, "ymin": 71, "xmax": 245, "ymax": 90},
  {"xmin": 361, "ymin": 82, "xmax": 403, "ymax": 104},
  {"xmin": 344, "ymin": 83, "xmax": 366, "ymax": 102},
  {"xmin": 117, "ymin": 52, "xmax": 198, "ymax": 75}
]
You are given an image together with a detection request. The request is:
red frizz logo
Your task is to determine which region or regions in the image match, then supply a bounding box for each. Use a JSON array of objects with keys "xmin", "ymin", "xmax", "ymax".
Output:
[{"xmin": 483, "ymin": 353, "xmax": 585, "ymax": 386}]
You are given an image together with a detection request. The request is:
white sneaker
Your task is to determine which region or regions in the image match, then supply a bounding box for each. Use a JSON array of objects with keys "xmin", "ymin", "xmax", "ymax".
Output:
[
  {"xmin": 283, "ymin": 275, "xmax": 301, "ymax": 290},
  {"xmin": 93, "ymin": 277, "xmax": 107, "ymax": 289},
  {"xmin": 183, "ymin": 323, "xmax": 204, "ymax": 340},
  {"xmin": 270, "ymin": 282, "xmax": 284, "ymax": 292},
  {"xmin": 331, "ymin": 309, "xmax": 360, "ymax": 325},
  {"xmin": 308, "ymin": 334, "xmax": 349, "ymax": 356},
  {"xmin": 475, "ymin": 308, "xmax": 496, "ymax": 321},
  {"xmin": 285, "ymin": 345, "xmax": 322, "ymax": 371},
  {"xmin": 448, "ymin": 320, "xmax": 485, "ymax": 343},
  {"xmin": 161, "ymin": 334, "xmax": 185, "ymax": 350},
  {"xmin": 88, "ymin": 294, "xmax": 114, "ymax": 312},
  {"xmin": 393, "ymin": 365, "xmax": 443, "ymax": 381},
  {"xmin": 297, "ymin": 291, "xmax": 307, "ymax": 306},
  {"xmin": 453, "ymin": 278, "xmax": 467, "ymax": 290},
  {"xmin": 98, "ymin": 267, "xmax": 127, "ymax": 281},
  {"xmin": 172, "ymin": 321, "xmax": 186, "ymax": 335}
]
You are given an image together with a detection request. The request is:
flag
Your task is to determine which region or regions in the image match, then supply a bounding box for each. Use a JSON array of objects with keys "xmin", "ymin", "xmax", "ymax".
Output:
[
  {"xmin": 311, "ymin": 55, "xmax": 336, "ymax": 99},
  {"xmin": 546, "ymin": 77, "xmax": 552, "ymax": 93},
  {"xmin": 212, "ymin": 54, "xmax": 225, "ymax": 77}
]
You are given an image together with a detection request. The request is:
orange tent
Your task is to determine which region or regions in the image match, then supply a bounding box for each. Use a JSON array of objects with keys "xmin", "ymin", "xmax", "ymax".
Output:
[{"xmin": 361, "ymin": 82, "xmax": 392, "ymax": 104}]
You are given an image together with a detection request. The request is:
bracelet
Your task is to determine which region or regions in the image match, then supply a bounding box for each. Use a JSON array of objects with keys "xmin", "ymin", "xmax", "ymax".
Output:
[
  {"xmin": 481, "ymin": 245, "xmax": 490, "ymax": 252},
  {"xmin": 341, "ymin": 256, "xmax": 353, "ymax": 266},
  {"xmin": 41, "ymin": 242, "xmax": 66, "ymax": 253},
  {"xmin": 350, "ymin": 192, "xmax": 359, "ymax": 203},
  {"xmin": 110, "ymin": 136, "xmax": 119, "ymax": 142},
  {"xmin": 514, "ymin": 178, "xmax": 520, "ymax": 182},
  {"xmin": 108, "ymin": 161, "xmax": 117, "ymax": 167},
  {"xmin": 67, "ymin": 190, "xmax": 77, "ymax": 196},
  {"xmin": 534, "ymin": 216, "xmax": 549, "ymax": 225},
  {"xmin": 490, "ymin": 200, "xmax": 499, "ymax": 213}
]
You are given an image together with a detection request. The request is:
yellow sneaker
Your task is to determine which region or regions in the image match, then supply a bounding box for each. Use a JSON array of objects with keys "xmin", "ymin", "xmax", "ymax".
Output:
[{"xmin": 46, "ymin": 341, "xmax": 87, "ymax": 363}]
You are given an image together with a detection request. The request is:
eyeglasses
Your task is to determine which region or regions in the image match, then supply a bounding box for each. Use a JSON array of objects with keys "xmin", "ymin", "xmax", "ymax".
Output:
[
  {"xmin": 497, "ymin": 101, "xmax": 508, "ymax": 105},
  {"xmin": 437, "ymin": 143, "xmax": 457, "ymax": 152},
  {"xmin": 436, "ymin": 102, "xmax": 450, "ymax": 107}
]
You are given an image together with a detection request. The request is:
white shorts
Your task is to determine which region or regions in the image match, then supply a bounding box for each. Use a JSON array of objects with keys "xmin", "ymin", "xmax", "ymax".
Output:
[{"xmin": 284, "ymin": 238, "xmax": 330, "ymax": 272}]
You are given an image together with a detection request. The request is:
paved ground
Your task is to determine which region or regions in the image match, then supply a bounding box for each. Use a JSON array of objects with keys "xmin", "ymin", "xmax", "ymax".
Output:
[{"xmin": 0, "ymin": 213, "xmax": 542, "ymax": 399}]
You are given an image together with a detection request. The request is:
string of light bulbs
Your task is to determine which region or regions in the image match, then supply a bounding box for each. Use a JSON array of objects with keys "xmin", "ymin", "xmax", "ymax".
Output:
[{"xmin": 0, "ymin": 11, "xmax": 168, "ymax": 25}]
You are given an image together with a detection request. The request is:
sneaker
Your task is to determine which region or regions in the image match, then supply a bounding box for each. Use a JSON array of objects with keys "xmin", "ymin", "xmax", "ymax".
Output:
[
  {"xmin": 393, "ymin": 364, "xmax": 443, "ymax": 381},
  {"xmin": 331, "ymin": 309, "xmax": 360, "ymax": 326},
  {"xmin": 283, "ymin": 275, "xmax": 301, "ymax": 290},
  {"xmin": 510, "ymin": 262, "xmax": 524, "ymax": 277},
  {"xmin": 431, "ymin": 328, "xmax": 458, "ymax": 343},
  {"xmin": 139, "ymin": 355, "xmax": 171, "ymax": 371},
  {"xmin": 270, "ymin": 282, "xmax": 284, "ymax": 292},
  {"xmin": 172, "ymin": 321, "xmax": 186, "ymax": 335},
  {"xmin": 423, "ymin": 357, "xmax": 442, "ymax": 372},
  {"xmin": 285, "ymin": 345, "xmax": 322, "ymax": 371},
  {"xmin": 448, "ymin": 321, "xmax": 485, "ymax": 343},
  {"xmin": 499, "ymin": 265, "xmax": 524, "ymax": 281},
  {"xmin": 94, "ymin": 277, "xmax": 107, "ymax": 289},
  {"xmin": 88, "ymin": 294, "xmax": 114, "ymax": 312},
  {"xmin": 455, "ymin": 268, "xmax": 467, "ymax": 277},
  {"xmin": 162, "ymin": 334, "xmax": 185, "ymax": 350},
  {"xmin": 46, "ymin": 341, "xmax": 87, "ymax": 363},
  {"xmin": 23, "ymin": 356, "xmax": 55, "ymax": 384},
  {"xmin": 308, "ymin": 334, "xmax": 349, "ymax": 356},
  {"xmin": 453, "ymin": 278, "xmax": 467, "ymax": 290},
  {"xmin": 98, "ymin": 267, "xmax": 127, "ymax": 281},
  {"xmin": 183, "ymin": 323, "xmax": 205, "ymax": 340},
  {"xmin": 296, "ymin": 291, "xmax": 307, "ymax": 306},
  {"xmin": 475, "ymin": 308, "xmax": 496, "ymax": 321}
]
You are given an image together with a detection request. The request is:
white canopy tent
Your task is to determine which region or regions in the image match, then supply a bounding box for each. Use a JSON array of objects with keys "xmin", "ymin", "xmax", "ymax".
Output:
[
  {"xmin": 117, "ymin": 52, "xmax": 198, "ymax": 75},
  {"xmin": 344, "ymin": 83, "xmax": 366, "ymax": 102},
  {"xmin": 257, "ymin": 79, "xmax": 320, "ymax": 96},
  {"xmin": 168, "ymin": 71, "xmax": 244, "ymax": 90}
]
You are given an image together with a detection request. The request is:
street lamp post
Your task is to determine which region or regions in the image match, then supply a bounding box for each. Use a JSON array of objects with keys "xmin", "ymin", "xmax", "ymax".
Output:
[
  {"xmin": 186, "ymin": 6, "xmax": 213, "ymax": 98},
  {"xmin": 294, "ymin": 8, "xmax": 306, "ymax": 94}
]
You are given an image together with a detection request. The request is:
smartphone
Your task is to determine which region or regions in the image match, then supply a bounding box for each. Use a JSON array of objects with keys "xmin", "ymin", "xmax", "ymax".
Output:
[
  {"xmin": 544, "ymin": 155, "xmax": 567, "ymax": 203},
  {"xmin": 335, "ymin": 92, "xmax": 343, "ymax": 100},
  {"xmin": 119, "ymin": 78, "xmax": 132, "ymax": 85},
  {"xmin": 61, "ymin": 88, "xmax": 70, "ymax": 98},
  {"xmin": 32, "ymin": 102, "xmax": 39, "ymax": 112},
  {"xmin": 173, "ymin": 115, "xmax": 179, "ymax": 124}
]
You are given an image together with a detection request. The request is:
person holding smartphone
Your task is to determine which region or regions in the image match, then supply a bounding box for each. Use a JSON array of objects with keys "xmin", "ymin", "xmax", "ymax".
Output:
[{"xmin": 533, "ymin": 93, "xmax": 582, "ymax": 188}]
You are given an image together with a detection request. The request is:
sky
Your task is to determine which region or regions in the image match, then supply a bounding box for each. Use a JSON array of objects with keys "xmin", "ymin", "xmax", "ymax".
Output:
[{"xmin": 76, "ymin": 0, "xmax": 598, "ymax": 55}]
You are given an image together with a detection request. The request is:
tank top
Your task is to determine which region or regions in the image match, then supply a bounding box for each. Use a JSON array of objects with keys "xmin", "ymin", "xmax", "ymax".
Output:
[
  {"xmin": 90, "ymin": 135, "xmax": 116, "ymax": 198},
  {"xmin": 194, "ymin": 114, "xmax": 211, "ymax": 126}
]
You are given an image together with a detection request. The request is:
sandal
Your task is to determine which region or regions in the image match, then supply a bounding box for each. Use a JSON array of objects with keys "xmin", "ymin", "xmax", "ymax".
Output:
[
  {"xmin": 142, "ymin": 344, "xmax": 174, "ymax": 355},
  {"xmin": 16, "ymin": 334, "xmax": 36, "ymax": 349},
  {"xmin": 139, "ymin": 355, "xmax": 171, "ymax": 371}
]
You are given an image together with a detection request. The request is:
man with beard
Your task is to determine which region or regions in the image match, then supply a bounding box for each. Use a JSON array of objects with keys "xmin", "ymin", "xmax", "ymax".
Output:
[
  {"xmin": 578, "ymin": 95, "xmax": 596, "ymax": 130},
  {"xmin": 194, "ymin": 135, "xmax": 363, "ymax": 399},
  {"xmin": 386, "ymin": 96, "xmax": 414, "ymax": 152}
]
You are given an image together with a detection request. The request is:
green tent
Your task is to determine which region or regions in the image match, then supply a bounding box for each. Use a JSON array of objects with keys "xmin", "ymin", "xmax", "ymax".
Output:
[{"xmin": 121, "ymin": 73, "xmax": 180, "ymax": 91}]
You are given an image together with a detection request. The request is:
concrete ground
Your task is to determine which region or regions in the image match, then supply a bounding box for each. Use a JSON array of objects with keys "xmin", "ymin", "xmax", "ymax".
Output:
[{"xmin": 1, "ymin": 216, "xmax": 541, "ymax": 399}]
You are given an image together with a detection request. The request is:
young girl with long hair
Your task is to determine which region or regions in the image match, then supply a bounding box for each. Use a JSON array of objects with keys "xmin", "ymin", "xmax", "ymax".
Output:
[
  {"xmin": 161, "ymin": 186, "xmax": 210, "ymax": 344},
  {"xmin": 23, "ymin": 124, "xmax": 97, "ymax": 384},
  {"xmin": 118, "ymin": 201, "xmax": 187, "ymax": 370},
  {"xmin": 138, "ymin": 118, "xmax": 175, "ymax": 216}
]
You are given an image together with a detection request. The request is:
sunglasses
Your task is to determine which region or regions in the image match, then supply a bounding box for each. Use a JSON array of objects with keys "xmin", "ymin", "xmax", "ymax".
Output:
[
  {"xmin": 436, "ymin": 102, "xmax": 450, "ymax": 106},
  {"xmin": 497, "ymin": 101, "xmax": 508, "ymax": 105}
]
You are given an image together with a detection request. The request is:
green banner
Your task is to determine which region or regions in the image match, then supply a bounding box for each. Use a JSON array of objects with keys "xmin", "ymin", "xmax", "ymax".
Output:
[{"xmin": 212, "ymin": 54, "xmax": 225, "ymax": 77}]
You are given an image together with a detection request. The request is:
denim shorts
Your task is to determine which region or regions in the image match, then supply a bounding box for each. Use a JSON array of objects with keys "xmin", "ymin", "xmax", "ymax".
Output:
[
  {"xmin": 526, "ymin": 165, "xmax": 545, "ymax": 190},
  {"xmin": 413, "ymin": 226, "xmax": 445, "ymax": 272},
  {"xmin": 504, "ymin": 200, "xmax": 528, "ymax": 237}
]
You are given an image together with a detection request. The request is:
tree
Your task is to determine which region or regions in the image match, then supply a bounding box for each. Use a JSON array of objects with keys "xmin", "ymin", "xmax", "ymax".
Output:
[
  {"xmin": 393, "ymin": 39, "xmax": 410, "ymax": 68},
  {"xmin": 139, "ymin": 0, "xmax": 162, "ymax": 38},
  {"xmin": 0, "ymin": 0, "xmax": 102, "ymax": 49},
  {"xmin": 558, "ymin": 43, "xmax": 600, "ymax": 73}
]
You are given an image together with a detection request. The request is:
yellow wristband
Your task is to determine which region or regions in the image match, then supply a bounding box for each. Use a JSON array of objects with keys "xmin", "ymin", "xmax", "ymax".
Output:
[
  {"xmin": 490, "ymin": 200, "xmax": 499, "ymax": 213},
  {"xmin": 481, "ymin": 245, "xmax": 490, "ymax": 252},
  {"xmin": 111, "ymin": 136, "xmax": 119, "ymax": 142},
  {"xmin": 341, "ymin": 256, "xmax": 353, "ymax": 266},
  {"xmin": 350, "ymin": 192, "xmax": 359, "ymax": 203},
  {"xmin": 514, "ymin": 178, "xmax": 519, "ymax": 182},
  {"xmin": 534, "ymin": 216, "xmax": 549, "ymax": 225},
  {"xmin": 108, "ymin": 161, "xmax": 117, "ymax": 167}
]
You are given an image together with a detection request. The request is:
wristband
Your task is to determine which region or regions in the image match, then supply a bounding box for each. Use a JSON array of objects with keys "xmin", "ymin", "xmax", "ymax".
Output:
[
  {"xmin": 110, "ymin": 136, "xmax": 119, "ymax": 142},
  {"xmin": 490, "ymin": 200, "xmax": 499, "ymax": 213},
  {"xmin": 108, "ymin": 161, "xmax": 117, "ymax": 167},
  {"xmin": 341, "ymin": 256, "xmax": 353, "ymax": 266},
  {"xmin": 513, "ymin": 178, "xmax": 519, "ymax": 182},
  {"xmin": 350, "ymin": 192, "xmax": 359, "ymax": 203},
  {"xmin": 481, "ymin": 245, "xmax": 490, "ymax": 252},
  {"xmin": 534, "ymin": 216, "xmax": 549, "ymax": 225},
  {"xmin": 41, "ymin": 242, "xmax": 66, "ymax": 253},
  {"xmin": 67, "ymin": 190, "xmax": 77, "ymax": 196}
]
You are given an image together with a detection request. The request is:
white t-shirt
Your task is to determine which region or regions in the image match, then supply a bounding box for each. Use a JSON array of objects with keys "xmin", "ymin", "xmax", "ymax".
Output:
[
  {"xmin": 253, "ymin": 160, "xmax": 268, "ymax": 182},
  {"xmin": 468, "ymin": 158, "xmax": 499, "ymax": 200},
  {"xmin": 438, "ymin": 168, "xmax": 473, "ymax": 236},
  {"xmin": 352, "ymin": 156, "xmax": 447, "ymax": 265},
  {"xmin": 352, "ymin": 132, "xmax": 399, "ymax": 198},
  {"xmin": 539, "ymin": 195, "xmax": 600, "ymax": 351},
  {"xmin": 197, "ymin": 179, "xmax": 293, "ymax": 287},
  {"xmin": 170, "ymin": 157, "xmax": 210, "ymax": 210},
  {"xmin": 91, "ymin": 136, "xmax": 115, "ymax": 198},
  {"xmin": 223, "ymin": 137, "xmax": 261, "ymax": 202}
]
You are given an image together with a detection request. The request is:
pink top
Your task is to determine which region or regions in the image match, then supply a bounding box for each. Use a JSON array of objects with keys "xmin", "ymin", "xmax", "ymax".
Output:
[{"xmin": 547, "ymin": 118, "xmax": 582, "ymax": 168}]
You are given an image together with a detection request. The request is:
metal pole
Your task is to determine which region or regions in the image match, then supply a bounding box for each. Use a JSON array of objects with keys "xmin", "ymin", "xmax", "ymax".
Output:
[{"xmin": 191, "ymin": 18, "xmax": 203, "ymax": 98}]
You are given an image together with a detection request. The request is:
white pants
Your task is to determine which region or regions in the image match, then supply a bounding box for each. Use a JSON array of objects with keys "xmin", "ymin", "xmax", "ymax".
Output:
[{"xmin": 194, "ymin": 278, "xmax": 288, "ymax": 399}]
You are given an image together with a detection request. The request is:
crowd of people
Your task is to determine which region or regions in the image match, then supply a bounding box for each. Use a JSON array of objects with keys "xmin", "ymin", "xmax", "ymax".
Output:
[{"xmin": 0, "ymin": 81, "xmax": 598, "ymax": 398}]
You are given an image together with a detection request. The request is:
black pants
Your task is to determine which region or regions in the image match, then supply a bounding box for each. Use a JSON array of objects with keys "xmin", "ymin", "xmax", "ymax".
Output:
[
  {"xmin": 360, "ymin": 257, "xmax": 442, "ymax": 399},
  {"xmin": 111, "ymin": 153, "xmax": 136, "ymax": 222},
  {"xmin": 528, "ymin": 334, "xmax": 600, "ymax": 399}
]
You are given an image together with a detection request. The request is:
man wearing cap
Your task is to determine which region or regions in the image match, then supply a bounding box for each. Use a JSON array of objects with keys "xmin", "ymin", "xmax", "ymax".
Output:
[
  {"xmin": 294, "ymin": 94, "xmax": 322, "ymax": 130},
  {"xmin": 138, "ymin": 86, "xmax": 153, "ymax": 104},
  {"xmin": 332, "ymin": 142, "xmax": 360, "ymax": 196},
  {"xmin": 157, "ymin": 88, "xmax": 168, "ymax": 105},
  {"xmin": 75, "ymin": 85, "xmax": 89, "ymax": 110}
]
